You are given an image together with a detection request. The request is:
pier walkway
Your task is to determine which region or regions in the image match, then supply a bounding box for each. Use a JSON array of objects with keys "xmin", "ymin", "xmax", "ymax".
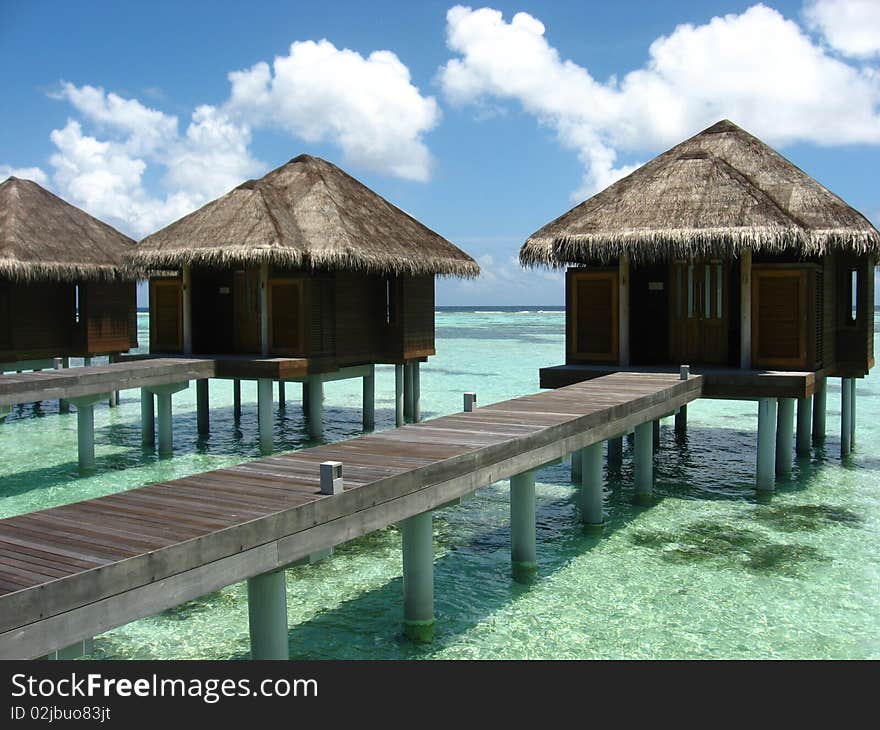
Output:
[{"xmin": 0, "ymin": 371, "xmax": 700, "ymax": 659}]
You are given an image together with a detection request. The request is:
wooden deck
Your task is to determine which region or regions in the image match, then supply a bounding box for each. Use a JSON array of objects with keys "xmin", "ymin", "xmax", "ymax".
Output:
[
  {"xmin": 0, "ymin": 358, "xmax": 215, "ymax": 408},
  {"xmin": 540, "ymin": 364, "xmax": 828, "ymax": 399},
  {"xmin": 0, "ymin": 371, "xmax": 701, "ymax": 658}
]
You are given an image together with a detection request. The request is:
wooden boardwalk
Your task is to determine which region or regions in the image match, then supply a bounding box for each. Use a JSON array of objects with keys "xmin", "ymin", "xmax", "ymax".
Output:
[
  {"xmin": 0, "ymin": 358, "xmax": 215, "ymax": 408},
  {"xmin": 0, "ymin": 372, "xmax": 701, "ymax": 658}
]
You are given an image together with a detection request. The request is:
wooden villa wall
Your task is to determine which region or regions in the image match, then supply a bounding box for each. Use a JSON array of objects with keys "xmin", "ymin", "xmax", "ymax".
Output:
[
  {"xmin": 401, "ymin": 274, "xmax": 435, "ymax": 360},
  {"xmin": 835, "ymin": 252, "xmax": 874, "ymax": 374},
  {"xmin": 74, "ymin": 281, "xmax": 134, "ymax": 355}
]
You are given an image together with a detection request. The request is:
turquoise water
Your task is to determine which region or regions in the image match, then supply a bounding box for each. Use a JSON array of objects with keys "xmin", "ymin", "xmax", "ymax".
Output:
[{"xmin": 1, "ymin": 309, "xmax": 878, "ymax": 659}]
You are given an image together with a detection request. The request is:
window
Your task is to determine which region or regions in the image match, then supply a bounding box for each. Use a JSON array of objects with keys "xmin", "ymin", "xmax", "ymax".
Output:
[
  {"xmin": 74, "ymin": 284, "xmax": 80, "ymax": 323},
  {"xmin": 385, "ymin": 276, "xmax": 398, "ymax": 325},
  {"xmin": 849, "ymin": 268, "xmax": 859, "ymax": 324}
]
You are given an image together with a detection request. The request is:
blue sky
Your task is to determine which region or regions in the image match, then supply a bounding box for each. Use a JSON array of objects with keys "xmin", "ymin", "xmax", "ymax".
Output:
[{"xmin": 2, "ymin": 0, "xmax": 879, "ymax": 306}]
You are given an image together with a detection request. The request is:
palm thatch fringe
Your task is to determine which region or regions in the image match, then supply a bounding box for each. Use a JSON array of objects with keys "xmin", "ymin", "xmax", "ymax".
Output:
[
  {"xmin": 126, "ymin": 245, "xmax": 479, "ymax": 278},
  {"xmin": 0, "ymin": 259, "xmax": 129, "ymax": 283},
  {"xmin": 521, "ymin": 228, "xmax": 880, "ymax": 268}
]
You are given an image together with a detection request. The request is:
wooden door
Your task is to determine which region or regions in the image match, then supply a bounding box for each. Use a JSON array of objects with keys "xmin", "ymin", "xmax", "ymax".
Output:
[
  {"xmin": 752, "ymin": 268, "xmax": 807, "ymax": 369},
  {"xmin": 150, "ymin": 278, "xmax": 182, "ymax": 353},
  {"xmin": 568, "ymin": 270, "xmax": 618, "ymax": 362},
  {"xmin": 670, "ymin": 261, "xmax": 729, "ymax": 365},
  {"xmin": 268, "ymin": 278, "xmax": 305, "ymax": 355},
  {"xmin": 233, "ymin": 269, "xmax": 261, "ymax": 354}
]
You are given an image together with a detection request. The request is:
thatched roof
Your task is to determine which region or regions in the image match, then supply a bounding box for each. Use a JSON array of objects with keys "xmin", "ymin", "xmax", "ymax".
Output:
[
  {"xmin": 0, "ymin": 177, "xmax": 136, "ymax": 282},
  {"xmin": 521, "ymin": 120, "xmax": 880, "ymax": 267},
  {"xmin": 131, "ymin": 155, "xmax": 479, "ymax": 278}
]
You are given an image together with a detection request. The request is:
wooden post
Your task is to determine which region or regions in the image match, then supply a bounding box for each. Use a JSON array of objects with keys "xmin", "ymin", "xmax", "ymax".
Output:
[
  {"xmin": 140, "ymin": 389, "xmax": 154, "ymax": 447},
  {"xmin": 757, "ymin": 398, "xmax": 777, "ymax": 491},
  {"xmin": 412, "ymin": 361, "xmax": 421, "ymax": 423},
  {"xmin": 395, "ymin": 364, "xmax": 405, "ymax": 427},
  {"xmin": 55, "ymin": 357, "xmax": 70, "ymax": 414},
  {"xmin": 618, "ymin": 255, "xmax": 630, "ymax": 366},
  {"xmin": 775, "ymin": 397, "xmax": 794, "ymax": 477},
  {"xmin": 233, "ymin": 379, "xmax": 241, "ymax": 420},
  {"xmin": 740, "ymin": 248, "xmax": 752, "ymax": 369},
  {"xmin": 247, "ymin": 570, "xmax": 288, "ymax": 660},
  {"xmin": 841, "ymin": 378, "xmax": 853, "ymax": 456},
  {"xmin": 796, "ymin": 396, "xmax": 812, "ymax": 456},
  {"xmin": 402, "ymin": 510, "xmax": 434, "ymax": 642},
  {"xmin": 850, "ymin": 379, "xmax": 856, "ymax": 448},
  {"xmin": 196, "ymin": 379, "xmax": 209, "ymax": 436},
  {"xmin": 362, "ymin": 365, "xmax": 375, "ymax": 431},
  {"xmin": 257, "ymin": 378, "xmax": 273, "ymax": 454},
  {"xmin": 306, "ymin": 377, "xmax": 323, "ymax": 441},
  {"xmin": 580, "ymin": 442, "xmax": 604, "ymax": 527},
  {"xmin": 182, "ymin": 265, "xmax": 192, "ymax": 355},
  {"xmin": 403, "ymin": 361, "xmax": 414, "ymax": 423},
  {"xmin": 812, "ymin": 379, "xmax": 826, "ymax": 445},
  {"xmin": 634, "ymin": 421, "xmax": 652, "ymax": 504},
  {"xmin": 260, "ymin": 262, "xmax": 269, "ymax": 357},
  {"xmin": 277, "ymin": 380, "xmax": 285, "ymax": 410},
  {"xmin": 510, "ymin": 469, "xmax": 537, "ymax": 583}
]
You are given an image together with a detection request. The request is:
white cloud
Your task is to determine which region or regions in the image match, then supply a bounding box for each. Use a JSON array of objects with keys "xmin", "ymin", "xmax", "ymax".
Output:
[
  {"xmin": 0, "ymin": 165, "xmax": 48, "ymax": 185},
  {"xmin": 440, "ymin": 4, "xmax": 880, "ymax": 199},
  {"xmin": 804, "ymin": 0, "xmax": 880, "ymax": 58},
  {"xmin": 227, "ymin": 39, "xmax": 440, "ymax": 181},
  {"xmin": 39, "ymin": 84, "xmax": 263, "ymax": 237}
]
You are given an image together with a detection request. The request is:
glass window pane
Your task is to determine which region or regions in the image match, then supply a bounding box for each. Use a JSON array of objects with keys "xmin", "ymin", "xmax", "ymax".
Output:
[{"xmin": 851, "ymin": 269, "xmax": 858, "ymax": 322}]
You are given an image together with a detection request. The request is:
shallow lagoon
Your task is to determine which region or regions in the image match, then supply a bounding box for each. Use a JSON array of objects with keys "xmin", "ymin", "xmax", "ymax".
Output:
[{"xmin": 1, "ymin": 308, "xmax": 877, "ymax": 659}]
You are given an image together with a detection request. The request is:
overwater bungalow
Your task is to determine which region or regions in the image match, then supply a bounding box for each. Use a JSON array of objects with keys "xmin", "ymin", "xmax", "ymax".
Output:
[
  {"xmin": 521, "ymin": 120, "xmax": 876, "ymax": 378},
  {"xmin": 522, "ymin": 119, "xmax": 879, "ymax": 483},
  {"xmin": 128, "ymin": 154, "xmax": 479, "ymax": 439},
  {"xmin": 0, "ymin": 176, "xmax": 138, "ymax": 371}
]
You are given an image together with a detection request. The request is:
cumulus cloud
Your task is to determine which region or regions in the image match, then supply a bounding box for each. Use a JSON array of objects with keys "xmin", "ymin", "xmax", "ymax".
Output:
[
  {"xmin": 226, "ymin": 39, "xmax": 440, "ymax": 180},
  {"xmin": 0, "ymin": 165, "xmax": 48, "ymax": 185},
  {"xmin": 439, "ymin": 4, "xmax": 880, "ymax": 199},
  {"xmin": 42, "ymin": 84, "xmax": 262, "ymax": 237},
  {"xmin": 804, "ymin": 0, "xmax": 880, "ymax": 58}
]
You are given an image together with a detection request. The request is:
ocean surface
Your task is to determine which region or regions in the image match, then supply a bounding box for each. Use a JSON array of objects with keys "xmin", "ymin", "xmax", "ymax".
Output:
[{"xmin": 1, "ymin": 306, "xmax": 877, "ymax": 659}]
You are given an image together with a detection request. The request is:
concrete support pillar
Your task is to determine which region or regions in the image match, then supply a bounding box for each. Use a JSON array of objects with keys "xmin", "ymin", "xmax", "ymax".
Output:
[
  {"xmin": 757, "ymin": 397, "xmax": 777, "ymax": 492},
  {"xmin": 69, "ymin": 394, "xmax": 109, "ymax": 471},
  {"xmin": 278, "ymin": 380, "xmax": 285, "ymax": 410},
  {"xmin": 634, "ymin": 421, "xmax": 653, "ymax": 504},
  {"xmin": 260, "ymin": 262, "xmax": 269, "ymax": 358},
  {"xmin": 404, "ymin": 361, "xmax": 414, "ymax": 423},
  {"xmin": 233, "ymin": 379, "xmax": 241, "ymax": 420},
  {"xmin": 652, "ymin": 418, "xmax": 661, "ymax": 448},
  {"xmin": 510, "ymin": 470, "xmax": 536, "ymax": 583},
  {"xmin": 306, "ymin": 377, "xmax": 323, "ymax": 441},
  {"xmin": 571, "ymin": 449, "xmax": 582, "ymax": 482},
  {"xmin": 108, "ymin": 354, "xmax": 119, "ymax": 408},
  {"xmin": 607, "ymin": 436, "xmax": 623, "ymax": 465},
  {"xmin": 775, "ymin": 398, "xmax": 794, "ymax": 477},
  {"xmin": 402, "ymin": 510, "xmax": 434, "ymax": 642},
  {"xmin": 395, "ymin": 363, "xmax": 405, "ymax": 428},
  {"xmin": 140, "ymin": 389, "xmax": 155, "ymax": 447},
  {"xmin": 841, "ymin": 377, "xmax": 853, "ymax": 457},
  {"xmin": 257, "ymin": 378, "xmax": 273, "ymax": 454},
  {"xmin": 196, "ymin": 379, "xmax": 209, "ymax": 436},
  {"xmin": 247, "ymin": 569, "xmax": 288, "ymax": 660},
  {"xmin": 580, "ymin": 442, "xmax": 604, "ymax": 527},
  {"xmin": 76, "ymin": 403, "xmax": 96, "ymax": 470},
  {"xmin": 796, "ymin": 396, "xmax": 812, "ymax": 457},
  {"xmin": 362, "ymin": 365, "xmax": 375, "ymax": 431},
  {"xmin": 147, "ymin": 382, "xmax": 189, "ymax": 457},
  {"xmin": 812, "ymin": 379, "xmax": 826, "ymax": 445},
  {"xmin": 412, "ymin": 360, "xmax": 421, "ymax": 423},
  {"xmin": 740, "ymin": 248, "xmax": 752, "ymax": 369},
  {"xmin": 156, "ymin": 392, "xmax": 173, "ymax": 457},
  {"xmin": 618, "ymin": 255, "xmax": 630, "ymax": 366},
  {"xmin": 182, "ymin": 265, "xmax": 192, "ymax": 355}
]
